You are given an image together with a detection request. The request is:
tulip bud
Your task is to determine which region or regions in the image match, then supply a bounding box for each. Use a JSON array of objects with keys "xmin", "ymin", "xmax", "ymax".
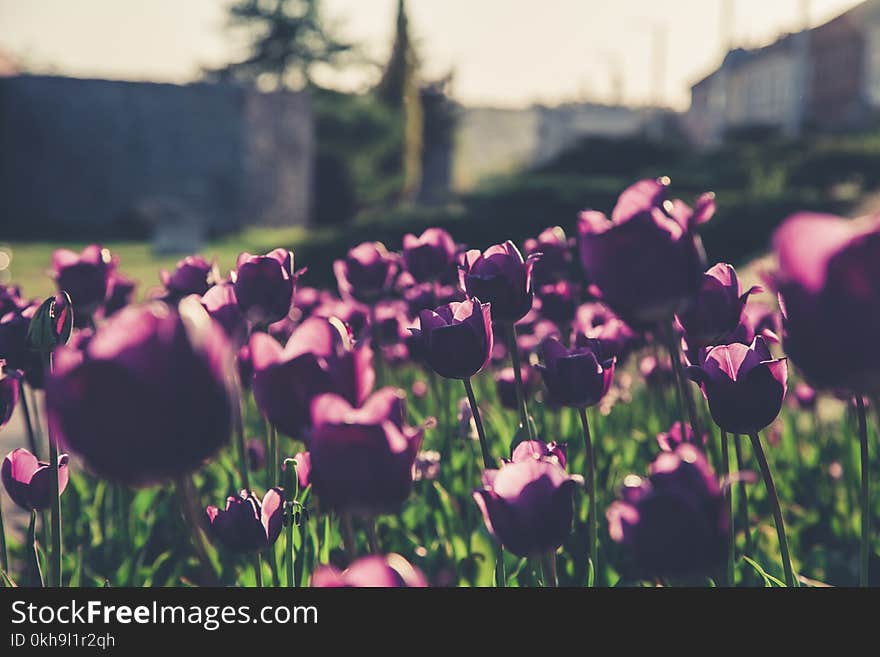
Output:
[
  {"xmin": 402, "ymin": 228, "xmax": 457, "ymax": 283},
  {"xmin": 459, "ymin": 241, "xmax": 539, "ymax": 323},
  {"xmin": 535, "ymin": 336, "xmax": 614, "ymax": 409},
  {"xmin": 206, "ymin": 488, "xmax": 284, "ymax": 553},
  {"xmin": 233, "ymin": 249, "xmax": 297, "ymax": 326},
  {"xmin": 2, "ymin": 448, "xmax": 70, "ymax": 511},
  {"xmin": 409, "ymin": 299, "xmax": 493, "ymax": 380}
]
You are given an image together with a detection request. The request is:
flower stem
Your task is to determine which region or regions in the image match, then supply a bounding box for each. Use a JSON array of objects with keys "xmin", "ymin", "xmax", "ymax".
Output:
[
  {"xmin": 235, "ymin": 398, "xmax": 250, "ymax": 492},
  {"xmin": 721, "ymin": 430, "xmax": 734, "ymax": 586},
  {"xmin": 463, "ymin": 377, "xmax": 494, "ymax": 469},
  {"xmin": 855, "ymin": 395, "xmax": 870, "ymax": 588},
  {"xmin": 578, "ymin": 408, "xmax": 599, "ymax": 587},
  {"xmin": 0, "ymin": 500, "xmax": 6, "ymax": 575},
  {"xmin": 341, "ymin": 512, "xmax": 357, "ymax": 561},
  {"xmin": 286, "ymin": 516, "xmax": 296, "ymax": 588},
  {"xmin": 367, "ymin": 518, "xmax": 380, "ymax": 554},
  {"xmin": 253, "ymin": 553, "xmax": 263, "ymax": 588},
  {"xmin": 749, "ymin": 432, "xmax": 795, "ymax": 587},
  {"xmin": 662, "ymin": 320, "xmax": 701, "ymax": 438},
  {"xmin": 734, "ymin": 435, "xmax": 752, "ymax": 554},
  {"xmin": 541, "ymin": 552, "xmax": 558, "ymax": 587},
  {"xmin": 503, "ymin": 322, "xmax": 535, "ymax": 441},
  {"xmin": 27, "ymin": 510, "xmax": 43, "ymax": 587},
  {"xmin": 18, "ymin": 380, "xmax": 41, "ymax": 459},
  {"xmin": 46, "ymin": 385, "xmax": 62, "ymax": 586}
]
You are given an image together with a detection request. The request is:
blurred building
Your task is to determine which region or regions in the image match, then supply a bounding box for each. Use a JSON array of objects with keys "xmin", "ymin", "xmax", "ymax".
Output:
[
  {"xmin": 686, "ymin": 0, "xmax": 880, "ymax": 146},
  {"xmin": 0, "ymin": 75, "xmax": 313, "ymax": 245}
]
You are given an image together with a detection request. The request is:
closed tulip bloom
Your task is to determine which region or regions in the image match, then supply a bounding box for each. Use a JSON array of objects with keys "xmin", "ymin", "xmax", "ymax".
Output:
[
  {"xmin": 537, "ymin": 280, "xmax": 578, "ymax": 325},
  {"xmin": 1, "ymin": 303, "xmax": 50, "ymax": 389},
  {"xmin": 460, "ymin": 241, "xmax": 540, "ymax": 323},
  {"xmin": 102, "ymin": 272, "xmax": 136, "ymax": 317},
  {"xmin": 0, "ymin": 285, "xmax": 25, "ymax": 318},
  {"xmin": 578, "ymin": 178, "xmax": 714, "ymax": 326},
  {"xmin": 687, "ymin": 336, "xmax": 787, "ymax": 435},
  {"xmin": 161, "ymin": 255, "xmax": 217, "ymax": 300},
  {"xmin": 607, "ymin": 444, "xmax": 728, "ymax": 579},
  {"xmin": 0, "ymin": 363, "xmax": 19, "ymax": 430},
  {"xmin": 524, "ymin": 226, "xmax": 572, "ymax": 285},
  {"xmin": 309, "ymin": 388, "xmax": 422, "ymax": 514},
  {"xmin": 773, "ymin": 212, "xmax": 880, "ymax": 392},
  {"xmin": 51, "ymin": 244, "xmax": 114, "ymax": 322},
  {"xmin": 536, "ymin": 336, "xmax": 614, "ymax": 408},
  {"xmin": 201, "ymin": 283, "xmax": 248, "ymax": 345},
  {"xmin": 402, "ymin": 228, "xmax": 457, "ymax": 283},
  {"xmin": 311, "ymin": 554, "xmax": 428, "ymax": 587},
  {"xmin": 511, "ymin": 440, "xmax": 567, "ymax": 468},
  {"xmin": 677, "ymin": 263, "xmax": 760, "ymax": 347},
  {"xmin": 2, "ymin": 448, "xmax": 70, "ymax": 511},
  {"xmin": 46, "ymin": 300, "xmax": 235, "ymax": 485},
  {"xmin": 410, "ymin": 299, "xmax": 493, "ymax": 379},
  {"xmin": 251, "ymin": 317, "xmax": 374, "ymax": 438},
  {"xmin": 206, "ymin": 488, "xmax": 284, "ymax": 553},
  {"xmin": 334, "ymin": 242, "xmax": 399, "ymax": 302},
  {"xmin": 234, "ymin": 248, "xmax": 297, "ymax": 325},
  {"xmin": 473, "ymin": 457, "xmax": 582, "ymax": 557}
]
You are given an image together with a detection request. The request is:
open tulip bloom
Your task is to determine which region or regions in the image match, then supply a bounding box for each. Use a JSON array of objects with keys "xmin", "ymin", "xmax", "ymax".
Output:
[
  {"xmin": 206, "ymin": 488, "xmax": 284, "ymax": 554},
  {"xmin": 233, "ymin": 248, "xmax": 297, "ymax": 326},
  {"xmin": 2, "ymin": 448, "xmax": 70, "ymax": 512}
]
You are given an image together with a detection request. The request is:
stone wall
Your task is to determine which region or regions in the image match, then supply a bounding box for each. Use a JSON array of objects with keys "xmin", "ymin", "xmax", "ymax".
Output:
[{"xmin": 0, "ymin": 75, "xmax": 312, "ymax": 240}]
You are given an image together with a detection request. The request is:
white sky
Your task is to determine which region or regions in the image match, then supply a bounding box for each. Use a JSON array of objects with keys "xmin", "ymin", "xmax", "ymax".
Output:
[{"xmin": 0, "ymin": 0, "xmax": 866, "ymax": 109}]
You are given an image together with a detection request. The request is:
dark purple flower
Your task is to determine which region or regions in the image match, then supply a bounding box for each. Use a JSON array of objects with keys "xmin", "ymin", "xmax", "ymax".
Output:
[
  {"xmin": 0, "ymin": 303, "xmax": 46, "ymax": 389},
  {"xmin": 640, "ymin": 354, "xmax": 674, "ymax": 389},
  {"xmin": 161, "ymin": 255, "xmax": 217, "ymax": 300},
  {"xmin": 0, "ymin": 363, "xmax": 18, "ymax": 430},
  {"xmin": 510, "ymin": 440, "xmax": 567, "ymax": 468},
  {"xmin": 102, "ymin": 272, "xmax": 136, "ymax": 317},
  {"xmin": 410, "ymin": 299, "xmax": 493, "ymax": 379},
  {"xmin": 494, "ymin": 366, "xmax": 534, "ymax": 411},
  {"xmin": 607, "ymin": 444, "xmax": 728, "ymax": 579},
  {"xmin": 233, "ymin": 248, "xmax": 297, "ymax": 325},
  {"xmin": 460, "ymin": 241, "xmax": 539, "ymax": 323},
  {"xmin": 473, "ymin": 458, "xmax": 582, "ymax": 557},
  {"xmin": 793, "ymin": 382, "xmax": 818, "ymax": 411},
  {"xmin": 402, "ymin": 228, "xmax": 457, "ymax": 283},
  {"xmin": 0, "ymin": 285, "xmax": 25, "ymax": 318},
  {"xmin": 536, "ymin": 336, "xmax": 614, "ymax": 408},
  {"xmin": 578, "ymin": 178, "xmax": 714, "ymax": 326},
  {"xmin": 537, "ymin": 280, "xmax": 578, "ymax": 325},
  {"xmin": 334, "ymin": 242, "xmax": 399, "ymax": 303},
  {"xmin": 250, "ymin": 317, "xmax": 375, "ymax": 439},
  {"xmin": 524, "ymin": 226, "xmax": 572, "ymax": 285},
  {"xmin": 201, "ymin": 283, "xmax": 248, "ymax": 345},
  {"xmin": 677, "ymin": 263, "xmax": 760, "ymax": 347},
  {"xmin": 46, "ymin": 299, "xmax": 235, "ymax": 485},
  {"xmin": 288, "ymin": 450, "xmax": 311, "ymax": 490},
  {"xmin": 2, "ymin": 448, "xmax": 70, "ymax": 511},
  {"xmin": 656, "ymin": 422, "xmax": 707, "ymax": 452},
  {"xmin": 311, "ymin": 554, "xmax": 428, "ymax": 587},
  {"xmin": 51, "ymin": 244, "xmax": 114, "ymax": 323},
  {"xmin": 773, "ymin": 212, "xmax": 880, "ymax": 392},
  {"xmin": 309, "ymin": 388, "xmax": 422, "ymax": 514},
  {"xmin": 687, "ymin": 336, "xmax": 787, "ymax": 435},
  {"xmin": 314, "ymin": 296, "xmax": 369, "ymax": 339},
  {"xmin": 206, "ymin": 488, "xmax": 284, "ymax": 553},
  {"xmin": 572, "ymin": 302, "xmax": 638, "ymax": 365}
]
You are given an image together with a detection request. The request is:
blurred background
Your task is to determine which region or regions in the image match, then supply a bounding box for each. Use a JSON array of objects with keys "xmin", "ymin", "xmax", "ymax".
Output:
[{"xmin": 1, "ymin": 0, "xmax": 878, "ymax": 295}]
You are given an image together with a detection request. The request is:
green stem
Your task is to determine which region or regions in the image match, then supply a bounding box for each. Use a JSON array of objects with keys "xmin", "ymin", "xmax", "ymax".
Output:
[
  {"xmin": 175, "ymin": 478, "xmax": 218, "ymax": 585},
  {"xmin": 721, "ymin": 430, "xmax": 734, "ymax": 586},
  {"xmin": 503, "ymin": 322, "xmax": 535, "ymax": 441},
  {"xmin": 286, "ymin": 515, "xmax": 296, "ymax": 587},
  {"xmin": 0, "ymin": 495, "xmax": 7, "ymax": 574},
  {"xmin": 578, "ymin": 408, "xmax": 598, "ymax": 587},
  {"xmin": 463, "ymin": 377, "xmax": 494, "ymax": 469},
  {"xmin": 367, "ymin": 518, "xmax": 380, "ymax": 554},
  {"xmin": 749, "ymin": 432, "xmax": 795, "ymax": 587},
  {"xmin": 662, "ymin": 320, "xmax": 700, "ymax": 436},
  {"xmin": 341, "ymin": 512, "xmax": 357, "ymax": 561},
  {"xmin": 734, "ymin": 435, "xmax": 752, "ymax": 554},
  {"xmin": 18, "ymin": 381, "xmax": 41, "ymax": 459},
  {"xmin": 541, "ymin": 552, "xmax": 558, "ymax": 587},
  {"xmin": 253, "ymin": 553, "xmax": 263, "ymax": 588},
  {"xmin": 27, "ymin": 511, "xmax": 43, "ymax": 587},
  {"xmin": 47, "ymin": 414, "xmax": 61, "ymax": 587},
  {"xmin": 855, "ymin": 396, "xmax": 870, "ymax": 588},
  {"xmin": 236, "ymin": 398, "xmax": 250, "ymax": 492},
  {"xmin": 264, "ymin": 418, "xmax": 275, "ymax": 487}
]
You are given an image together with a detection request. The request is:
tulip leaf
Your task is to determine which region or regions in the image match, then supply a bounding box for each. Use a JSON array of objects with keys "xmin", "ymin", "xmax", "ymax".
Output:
[{"xmin": 742, "ymin": 556, "xmax": 786, "ymax": 587}]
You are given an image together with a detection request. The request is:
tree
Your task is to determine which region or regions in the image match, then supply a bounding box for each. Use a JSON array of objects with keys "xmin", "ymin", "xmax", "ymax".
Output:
[{"xmin": 209, "ymin": 0, "xmax": 352, "ymax": 90}]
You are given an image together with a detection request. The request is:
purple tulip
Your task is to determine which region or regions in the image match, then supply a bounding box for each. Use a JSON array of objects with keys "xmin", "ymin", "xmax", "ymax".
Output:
[
  {"xmin": 102, "ymin": 272, "xmax": 136, "ymax": 317},
  {"xmin": 161, "ymin": 255, "xmax": 217, "ymax": 300},
  {"xmin": 536, "ymin": 336, "xmax": 614, "ymax": 409},
  {"xmin": 311, "ymin": 554, "xmax": 427, "ymax": 587},
  {"xmin": 233, "ymin": 248, "xmax": 297, "ymax": 325},
  {"xmin": 511, "ymin": 440, "xmax": 567, "ymax": 468},
  {"xmin": 206, "ymin": 488, "xmax": 284, "ymax": 553},
  {"xmin": 250, "ymin": 317, "xmax": 375, "ymax": 439},
  {"xmin": 334, "ymin": 242, "xmax": 399, "ymax": 303},
  {"xmin": 494, "ymin": 366, "xmax": 535, "ymax": 410},
  {"xmin": 773, "ymin": 212, "xmax": 880, "ymax": 392},
  {"xmin": 792, "ymin": 382, "xmax": 817, "ymax": 411},
  {"xmin": 201, "ymin": 283, "xmax": 248, "ymax": 345},
  {"xmin": 0, "ymin": 362, "xmax": 19, "ymax": 430},
  {"xmin": 51, "ymin": 244, "xmax": 114, "ymax": 323},
  {"xmin": 402, "ymin": 228, "xmax": 457, "ymax": 283},
  {"xmin": 314, "ymin": 296, "xmax": 369, "ymax": 339},
  {"xmin": 656, "ymin": 421, "xmax": 707, "ymax": 452},
  {"xmin": 0, "ymin": 303, "xmax": 46, "ymax": 389},
  {"xmin": 410, "ymin": 299, "xmax": 493, "ymax": 379},
  {"xmin": 677, "ymin": 263, "xmax": 760, "ymax": 347},
  {"xmin": 687, "ymin": 336, "xmax": 787, "ymax": 435},
  {"xmin": 572, "ymin": 302, "xmax": 638, "ymax": 365},
  {"xmin": 524, "ymin": 226, "xmax": 572, "ymax": 285},
  {"xmin": 578, "ymin": 178, "xmax": 714, "ymax": 326},
  {"xmin": 309, "ymin": 388, "xmax": 422, "ymax": 514},
  {"xmin": 536, "ymin": 280, "xmax": 578, "ymax": 325},
  {"xmin": 0, "ymin": 285, "xmax": 25, "ymax": 318},
  {"xmin": 473, "ymin": 457, "xmax": 582, "ymax": 557},
  {"xmin": 2, "ymin": 448, "xmax": 70, "ymax": 511},
  {"xmin": 607, "ymin": 444, "xmax": 728, "ymax": 579},
  {"xmin": 46, "ymin": 300, "xmax": 235, "ymax": 485},
  {"xmin": 288, "ymin": 450, "xmax": 311, "ymax": 490},
  {"xmin": 460, "ymin": 241, "xmax": 540, "ymax": 323}
]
